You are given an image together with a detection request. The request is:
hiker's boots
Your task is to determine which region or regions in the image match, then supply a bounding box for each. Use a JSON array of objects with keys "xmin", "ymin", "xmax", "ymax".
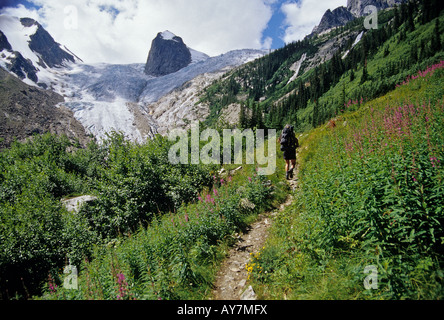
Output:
[{"xmin": 286, "ymin": 168, "xmax": 294, "ymax": 180}]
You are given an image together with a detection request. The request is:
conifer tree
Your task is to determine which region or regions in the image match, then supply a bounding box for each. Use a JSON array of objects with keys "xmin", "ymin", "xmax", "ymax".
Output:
[
  {"xmin": 350, "ymin": 69, "xmax": 355, "ymax": 82},
  {"xmin": 361, "ymin": 60, "xmax": 369, "ymax": 84},
  {"xmin": 393, "ymin": 5, "xmax": 401, "ymax": 29},
  {"xmin": 239, "ymin": 102, "xmax": 247, "ymax": 128},
  {"xmin": 431, "ymin": 18, "xmax": 442, "ymax": 52},
  {"xmin": 406, "ymin": 4, "xmax": 415, "ymax": 32},
  {"xmin": 410, "ymin": 43, "xmax": 418, "ymax": 63},
  {"xmin": 341, "ymin": 82, "xmax": 346, "ymax": 108}
]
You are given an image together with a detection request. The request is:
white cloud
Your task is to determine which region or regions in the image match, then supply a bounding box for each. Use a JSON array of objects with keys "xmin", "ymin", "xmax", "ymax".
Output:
[
  {"xmin": 1, "ymin": 0, "xmax": 274, "ymax": 64},
  {"xmin": 262, "ymin": 36, "xmax": 273, "ymax": 50},
  {"xmin": 281, "ymin": 0, "xmax": 347, "ymax": 44}
]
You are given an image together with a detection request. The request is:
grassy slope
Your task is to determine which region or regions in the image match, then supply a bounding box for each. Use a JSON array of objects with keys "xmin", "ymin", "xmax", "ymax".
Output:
[
  {"xmin": 297, "ymin": 15, "xmax": 444, "ymax": 129},
  {"xmin": 247, "ymin": 62, "xmax": 444, "ymax": 300}
]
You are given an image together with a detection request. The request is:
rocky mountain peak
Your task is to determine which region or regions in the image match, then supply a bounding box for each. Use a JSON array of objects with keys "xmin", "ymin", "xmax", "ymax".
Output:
[
  {"xmin": 19, "ymin": 17, "xmax": 77, "ymax": 68},
  {"xmin": 312, "ymin": 6, "xmax": 355, "ymax": 35},
  {"xmin": 312, "ymin": 0, "xmax": 406, "ymax": 35},
  {"xmin": 144, "ymin": 31, "xmax": 192, "ymax": 77},
  {"xmin": 19, "ymin": 17, "xmax": 39, "ymax": 27},
  {"xmin": 347, "ymin": 0, "xmax": 405, "ymax": 18},
  {"xmin": 0, "ymin": 15, "xmax": 81, "ymax": 85},
  {"xmin": 159, "ymin": 30, "xmax": 180, "ymax": 41}
]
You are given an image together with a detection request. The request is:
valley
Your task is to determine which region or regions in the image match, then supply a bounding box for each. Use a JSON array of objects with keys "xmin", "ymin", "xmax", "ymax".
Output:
[{"xmin": 0, "ymin": 0, "xmax": 443, "ymax": 304}]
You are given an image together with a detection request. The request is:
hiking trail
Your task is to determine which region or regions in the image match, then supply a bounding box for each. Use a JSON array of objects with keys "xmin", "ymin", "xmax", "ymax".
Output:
[{"xmin": 211, "ymin": 165, "xmax": 299, "ymax": 300}]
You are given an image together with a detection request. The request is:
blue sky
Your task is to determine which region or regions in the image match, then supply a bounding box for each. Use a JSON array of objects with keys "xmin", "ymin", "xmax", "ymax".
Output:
[
  {"xmin": 0, "ymin": 0, "xmax": 38, "ymax": 10},
  {"xmin": 0, "ymin": 0, "xmax": 346, "ymax": 63},
  {"xmin": 262, "ymin": 1, "xmax": 288, "ymax": 50}
]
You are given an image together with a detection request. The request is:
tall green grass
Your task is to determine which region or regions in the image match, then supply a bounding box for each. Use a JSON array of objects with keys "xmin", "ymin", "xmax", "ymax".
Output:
[{"xmin": 248, "ymin": 62, "xmax": 444, "ymax": 300}]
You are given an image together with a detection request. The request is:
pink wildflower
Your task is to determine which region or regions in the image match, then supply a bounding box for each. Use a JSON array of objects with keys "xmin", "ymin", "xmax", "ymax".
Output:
[
  {"xmin": 430, "ymin": 157, "xmax": 440, "ymax": 168},
  {"xmin": 116, "ymin": 273, "xmax": 129, "ymax": 300}
]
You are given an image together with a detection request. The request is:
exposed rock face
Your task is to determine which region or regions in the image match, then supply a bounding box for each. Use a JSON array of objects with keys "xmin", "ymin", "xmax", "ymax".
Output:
[
  {"xmin": 0, "ymin": 30, "xmax": 11, "ymax": 51},
  {"xmin": 147, "ymin": 71, "xmax": 221, "ymax": 135},
  {"xmin": 61, "ymin": 195, "xmax": 98, "ymax": 213},
  {"xmin": 312, "ymin": 7, "xmax": 355, "ymax": 34},
  {"xmin": 20, "ymin": 18, "xmax": 77, "ymax": 68},
  {"xmin": 312, "ymin": 0, "xmax": 406, "ymax": 35},
  {"xmin": 0, "ymin": 68, "xmax": 90, "ymax": 148},
  {"xmin": 144, "ymin": 31, "xmax": 192, "ymax": 77},
  {"xmin": 347, "ymin": 0, "xmax": 405, "ymax": 17},
  {"xmin": 7, "ymin": 51, "xmax": 39, "ymax": 83}
]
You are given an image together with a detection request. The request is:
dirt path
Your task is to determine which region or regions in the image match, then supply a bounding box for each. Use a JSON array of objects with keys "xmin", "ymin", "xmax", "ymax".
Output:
[{"xmin": 211, "ymin": 168, "xmax": 299, "ymax": 300}]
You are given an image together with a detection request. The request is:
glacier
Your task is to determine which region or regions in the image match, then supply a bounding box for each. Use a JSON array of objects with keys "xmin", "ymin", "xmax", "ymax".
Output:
[
  {"xmin": 52, "ymin": 49, "xmax": 266, "ymax": 142},
  {"xmin": 0, "ymin": 14, "xmax": 266, "ymax": 142}
]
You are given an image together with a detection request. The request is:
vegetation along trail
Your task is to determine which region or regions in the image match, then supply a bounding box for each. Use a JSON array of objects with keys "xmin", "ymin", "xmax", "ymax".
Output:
[{"xmin": 212, "ymin": 162, "xmax": 299, "ymax": 300}]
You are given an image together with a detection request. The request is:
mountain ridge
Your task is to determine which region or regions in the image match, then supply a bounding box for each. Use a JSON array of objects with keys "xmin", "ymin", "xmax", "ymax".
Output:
[
  {"xmin": 0, "ymin": 15, "xmax": 81, "ymax": 86},
  {"xmin": 312, "ymin": 0, "xmax": 406, "ymax": 35},
  {"xmin": 347, "ymin": 0, "xmax": 405, "ymax": 17},
  {"xmin": 0, "ymin": 17, "xmax": 265, "ymax": 143},
  {"xmin": 1, "ymin": 0, "xmax": 440, "ymax": 147}
]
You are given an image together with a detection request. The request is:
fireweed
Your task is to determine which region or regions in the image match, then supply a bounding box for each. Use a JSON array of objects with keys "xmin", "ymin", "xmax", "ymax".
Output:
[
  {"xmin": 396, "ymin": 60, "xmax": 444, "ymax": 88},
  {"xmin": 248, "ymin": 62, "xmax": 444, "ymax": 300}
]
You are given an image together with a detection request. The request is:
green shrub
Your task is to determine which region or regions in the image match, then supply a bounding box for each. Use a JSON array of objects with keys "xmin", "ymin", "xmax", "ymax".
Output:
[
  {"xmin": 41, "ymin": 164, "xmax": 281, "ymax": 300},
  {"xmin": 0, "ymin": 132, "xmax": 217, "ymax": 298}
]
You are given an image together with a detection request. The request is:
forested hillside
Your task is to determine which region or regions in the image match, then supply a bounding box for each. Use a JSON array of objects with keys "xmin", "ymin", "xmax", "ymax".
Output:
[{"xmin": 202, "ymin": 0, "xmax": 444, "ymax": 132}]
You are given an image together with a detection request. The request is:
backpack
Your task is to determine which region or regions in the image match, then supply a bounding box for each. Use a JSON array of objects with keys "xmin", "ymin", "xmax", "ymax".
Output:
[{"xmin": 280, "ymin": 126, "xmax": 298, "ymax": 151}]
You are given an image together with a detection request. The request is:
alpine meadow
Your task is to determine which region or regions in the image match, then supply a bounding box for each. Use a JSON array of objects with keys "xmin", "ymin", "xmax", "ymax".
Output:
[{"xmin": 0, "ymin": 0, "xmax": 443, "ymax": 303}]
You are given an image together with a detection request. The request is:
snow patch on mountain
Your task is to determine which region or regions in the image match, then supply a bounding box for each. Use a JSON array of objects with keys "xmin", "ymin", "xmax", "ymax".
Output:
[
  {"xmin": 342, "ymin": 30, "xmax": 364, "ymax": 59},
  {"xmin": 287, "ymin": 53, "xmax": 307, "ymax": 85},
  {"xmin": 0, "ymin": 15, "xmax": 38, "ymax": 64},
  {"xmin": 189, "ymin": 47, "xmax": 210, "ymax": 63},
  {"xmin": 0, "ymin": 15, "xmax": 80, "ymax": 88},
  {"xmin": 160, "ymin": 30, "xmax": 177, "ymax": 41}
]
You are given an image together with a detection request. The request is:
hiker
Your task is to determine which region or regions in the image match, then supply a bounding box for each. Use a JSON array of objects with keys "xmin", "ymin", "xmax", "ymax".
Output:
[{"xmin": 279, "ymin": 124, "xmax": 298, "ymax": 180}]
